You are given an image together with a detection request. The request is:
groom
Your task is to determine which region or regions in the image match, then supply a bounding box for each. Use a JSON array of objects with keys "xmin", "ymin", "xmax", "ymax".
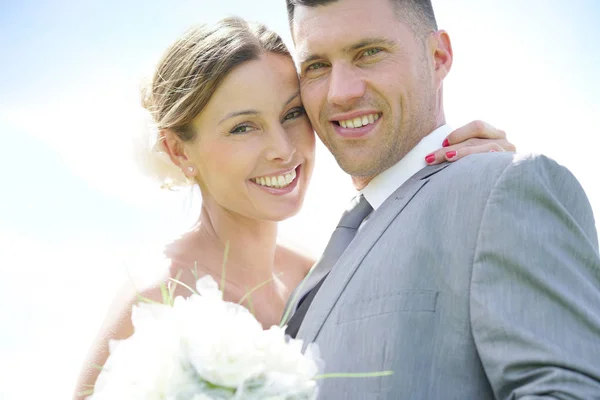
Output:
[{"xmin": 283, "ymin": 0, "xmax": 600, "ymax": 398}]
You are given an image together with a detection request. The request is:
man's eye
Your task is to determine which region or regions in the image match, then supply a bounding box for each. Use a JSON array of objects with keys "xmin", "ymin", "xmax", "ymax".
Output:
[
  {"xmin": 362, "ymin": 48, "xmax": 382, "ymax": 57},
  {"xmin": 283, "ymin": 107, "xmax": 305, "ymax": 121},
  {"xmin": 229, "ymin": 125, "xmax": 253, "ymax": 134},
  {"xmin": 306, "ymin": 62, "xmax": 327, "ymax": 71}
]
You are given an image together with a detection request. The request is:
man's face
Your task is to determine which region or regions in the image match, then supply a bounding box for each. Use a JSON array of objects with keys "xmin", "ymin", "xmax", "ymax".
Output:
[{"xmin": 292, "ymin": 0, "xmax": 445, "ymax": 188}]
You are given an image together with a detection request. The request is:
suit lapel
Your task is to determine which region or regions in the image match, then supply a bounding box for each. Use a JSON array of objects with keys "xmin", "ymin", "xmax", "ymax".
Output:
[{"xmin": 297, "ymin": 163, "xmax": 450, "ymax": 344}]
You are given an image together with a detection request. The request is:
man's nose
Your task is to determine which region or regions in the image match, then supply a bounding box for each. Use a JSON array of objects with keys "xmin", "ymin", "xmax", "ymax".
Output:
[{"xmin": 327, "ymin": 63, "xmax": 366, "ymax": 107}]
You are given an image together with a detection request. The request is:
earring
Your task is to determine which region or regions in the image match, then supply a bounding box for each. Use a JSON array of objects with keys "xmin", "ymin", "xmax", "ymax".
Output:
[{"xmin": 187, "ymin": 166, "xmax": 194, "ymax": 173}]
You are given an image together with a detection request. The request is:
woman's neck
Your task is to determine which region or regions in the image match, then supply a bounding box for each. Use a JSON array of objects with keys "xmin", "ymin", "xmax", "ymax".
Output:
[
  {"xmin": 194, "ymin": 197, "xmax": 281, "ymax": 291},
  {"xmin": 162, "ymin": 196, "xmax": 311, "ymax": 327}
]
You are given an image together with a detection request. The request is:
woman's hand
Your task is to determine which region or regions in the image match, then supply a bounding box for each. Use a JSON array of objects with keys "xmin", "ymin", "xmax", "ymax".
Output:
[{"xmin": 425, "ymin": 120, "xmax": 516, "ymax": 165}]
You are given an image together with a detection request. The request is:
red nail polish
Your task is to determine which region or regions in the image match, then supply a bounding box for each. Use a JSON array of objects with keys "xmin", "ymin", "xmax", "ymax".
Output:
[
  {"xmin": 442, "ymin": 138, "xmax": 450, "ymax": 147},
  {"xmin": 446, "ymin": 150, "xmax": 457, "ymax": 159},
  {"xmin": 425, "ymin": 154, "xmax": 436, "ymax": 163}
]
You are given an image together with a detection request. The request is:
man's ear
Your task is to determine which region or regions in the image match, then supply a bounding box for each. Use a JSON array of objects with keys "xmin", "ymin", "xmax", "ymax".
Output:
[
  {"xmin": 161, "ymin": 130, "xmax": 197, "ymax": 178},
  {"xmin": 429, "ymin": 30, "xmax": 453, "ymax": 87}
]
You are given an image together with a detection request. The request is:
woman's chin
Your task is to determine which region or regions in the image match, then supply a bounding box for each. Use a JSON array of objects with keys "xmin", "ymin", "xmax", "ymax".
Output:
[
  {"xmin": 248, "ymin": 183, "xmax": 308, "ymax": 222},
  {"xmin": 255, "ymin": 199, "xmax": 304, "ymax": 222},
  {"xmin": 265, "ymin": 206, "xmax": 303, "ymax": 222}
]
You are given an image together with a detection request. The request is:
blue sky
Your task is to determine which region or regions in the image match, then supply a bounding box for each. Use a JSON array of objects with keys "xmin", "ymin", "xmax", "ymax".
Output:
[{"xmin": 1, "ymin": 1, "xmax": 599, "ymax": 398}]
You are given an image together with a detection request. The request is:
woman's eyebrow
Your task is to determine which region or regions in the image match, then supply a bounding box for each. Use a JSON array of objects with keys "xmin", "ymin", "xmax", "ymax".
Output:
[
  {"xmin": 218, "ymin": 110, "xmax": 259, "ymax": 125},
  {"xmin": 218, "ymin": 91, "xmax": 301, "ymax": 125},
  {"xmin": 283, "ymin": 90, "xmax": 301, "ymax": 108}
]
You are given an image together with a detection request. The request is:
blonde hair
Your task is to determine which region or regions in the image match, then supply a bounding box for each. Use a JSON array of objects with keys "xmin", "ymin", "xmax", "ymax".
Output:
[{"xmin": 137, "ymin": 17, "xmax": 291, "ymax": 189}]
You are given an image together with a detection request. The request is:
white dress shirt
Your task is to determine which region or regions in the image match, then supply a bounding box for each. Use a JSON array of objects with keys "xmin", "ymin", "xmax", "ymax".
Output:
[{"xmin": 361, "ymin": 124, "xmax": 453, "ymax": 211}]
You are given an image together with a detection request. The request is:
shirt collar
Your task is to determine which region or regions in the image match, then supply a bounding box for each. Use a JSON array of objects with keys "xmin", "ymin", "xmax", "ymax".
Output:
[{"xmin": 361, "ymin": 124, "xmax": 453, "ymax": 210}]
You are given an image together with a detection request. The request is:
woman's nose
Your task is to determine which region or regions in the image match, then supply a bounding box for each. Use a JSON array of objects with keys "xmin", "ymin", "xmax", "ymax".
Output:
[{"xmin": 265, "ymin": 124, "xmax": 296, "ymax": 164}]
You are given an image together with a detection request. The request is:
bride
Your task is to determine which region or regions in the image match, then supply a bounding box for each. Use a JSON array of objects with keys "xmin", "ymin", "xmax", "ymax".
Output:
[{"xmin": 74, "ymin": 16, "xmax": 515, "ymax": 398}]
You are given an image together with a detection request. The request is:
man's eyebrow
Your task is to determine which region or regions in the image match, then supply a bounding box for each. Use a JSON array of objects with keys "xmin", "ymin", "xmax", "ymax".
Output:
[
  {"xmin": 218, "ymin": 110, "xmax": 259, "ymax": 125},
  {"xmin": 342, "ymin": 37, "xmax": 396, "ymax": 53},
  {"xmin": 298, "ymin": 53, "xmax": 324, "ymax": 66},
  {"xmin": 299, "ymin": 37, "xmax": 396, "ymax": 65}
]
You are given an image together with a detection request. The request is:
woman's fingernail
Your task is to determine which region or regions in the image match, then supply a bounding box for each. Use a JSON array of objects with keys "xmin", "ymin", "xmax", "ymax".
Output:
[
  {"xmin": 425, "ymin": 154, "xmax": 436, "ymax": 164},
  {"xmin": 442, "ymin": 138, "xmax": 450, "ymax": 147},
  {"xmin": 446, "ymin": 150, "xmax": 457, "ymax": 159},
  {"xmin": 489, "ymin": 149, "xmax": 497, "ymax": 153}
]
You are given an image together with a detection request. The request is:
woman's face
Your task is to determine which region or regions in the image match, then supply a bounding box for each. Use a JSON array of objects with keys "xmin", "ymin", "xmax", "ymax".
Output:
[{"xmin": 185, "ymin": 52, "xmax": 315, "ymax": 221}]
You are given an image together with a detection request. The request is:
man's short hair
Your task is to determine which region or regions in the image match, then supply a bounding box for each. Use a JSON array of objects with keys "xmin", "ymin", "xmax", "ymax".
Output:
[{"xmin": 286, "ymin": 0, "xmax": 438, "ymax": 36}]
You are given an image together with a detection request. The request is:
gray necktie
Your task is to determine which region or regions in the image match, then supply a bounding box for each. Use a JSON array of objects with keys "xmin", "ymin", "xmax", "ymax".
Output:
[{"xmin": 282, "ymin": 194, "xmax": 373, "ymax": 326}]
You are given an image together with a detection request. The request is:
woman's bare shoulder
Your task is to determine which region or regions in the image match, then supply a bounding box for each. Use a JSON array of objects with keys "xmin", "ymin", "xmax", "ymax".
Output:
[
  {"xmin": 91, "ymin": 267, "xmax": 173, "ymax": 344},
  {"xmin": 276, "ymin": 240, "xmax": 316, "ymax": 275}
]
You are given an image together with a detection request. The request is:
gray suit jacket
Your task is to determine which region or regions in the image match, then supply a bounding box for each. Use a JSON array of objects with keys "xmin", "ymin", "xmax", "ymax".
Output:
[{"xmin": 296, "ymin": 153, "xmax": 600, "ymax": 399}]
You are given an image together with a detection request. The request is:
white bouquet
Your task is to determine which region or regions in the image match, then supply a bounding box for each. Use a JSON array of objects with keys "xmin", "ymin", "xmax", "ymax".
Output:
[{"xmin": 87, "ymin": 276, "xmax": 321, "ymax": 400}]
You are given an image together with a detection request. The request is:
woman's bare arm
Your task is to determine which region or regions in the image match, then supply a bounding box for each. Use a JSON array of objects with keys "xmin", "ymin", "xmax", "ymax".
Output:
[{"xmin": 72, "ymin": 282, "xmax": 163, "ymax": 399}]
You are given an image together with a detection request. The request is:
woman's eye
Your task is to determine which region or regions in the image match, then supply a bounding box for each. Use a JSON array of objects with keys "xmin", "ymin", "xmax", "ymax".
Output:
[
  {"xmin": 229, "ymin": 125, "xmax": 253, "ymax": 134},
  {"xmin": 362, "ymin": 48, "xmax": 382, "ymax": 57},
  {"xmin": 283, "ymin": 107, "xmax": 305, "ymax": 121}
]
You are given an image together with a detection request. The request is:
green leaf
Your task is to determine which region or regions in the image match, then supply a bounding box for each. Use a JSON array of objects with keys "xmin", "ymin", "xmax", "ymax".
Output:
[
  {"xmin": 191, "ymin": 261, "xmax": 199, "ymax": 280},
  {"xmin": 237, "ymin": 272, "xmax": 283, "ymax": 305},
  {"xmin": 136, "ymin": 294, "xmax": 162, "ymax": 305},
  {"xmin": 169, "ymin": 277, "xmax": 198, "ymax": 296},
  {"xmin": 91, "ymin": 363, "xmax": 104, "ymax": 371},
  {"xmin": 220, "ymin": 240, "xmax": 230, "ymax": 297},
  {"xmin": 160, "ymin": 282, "xmax": 172, "ymax": 306},
  {"xmin": 169, "ymin": 269, "xmax": 183, "ymax": 300},
  {"xmin": 280, "ymin": 265, "xmax": 318, "ymax": 327},
  {"xmin": 77, "ymin": 388, "xmax": 94, "ymax": 396},
  {"xmin": 246, "ymin": 288, "xmax": 255, "ymax": 316},
  {"xmin": 316, "ymin": 370, "xmax": 394, "ymax": 380}
]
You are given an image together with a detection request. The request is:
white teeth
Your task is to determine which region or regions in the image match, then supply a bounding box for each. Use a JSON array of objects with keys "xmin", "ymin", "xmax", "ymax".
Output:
[
  {"xmin": 253, "ymin": 169, "xmax": 297, "ymax": 189},
  {"xmin": 338, "ymin": 113, "xmax": 380, "ymax": 129}
]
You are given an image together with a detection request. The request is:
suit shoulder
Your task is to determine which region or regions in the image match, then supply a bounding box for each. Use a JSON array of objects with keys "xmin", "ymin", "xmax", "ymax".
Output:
[
  {"xmin": 485, "ymin": 152, "xmax": 586, "ymax": 197},
  {"xmin": 439, "ymin": 152, "xmax": 595, "ymax": 226},
  {"xmin": 477, "ymin": 153, "xmax": 597, "ymax": 245},
  {"xmin": 446, "ymin": 152, "xmax": 579, "ymax": 189},
  {"xmin": 434, "ymin": 151, "xmax": 513, "ymax": 192}
]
